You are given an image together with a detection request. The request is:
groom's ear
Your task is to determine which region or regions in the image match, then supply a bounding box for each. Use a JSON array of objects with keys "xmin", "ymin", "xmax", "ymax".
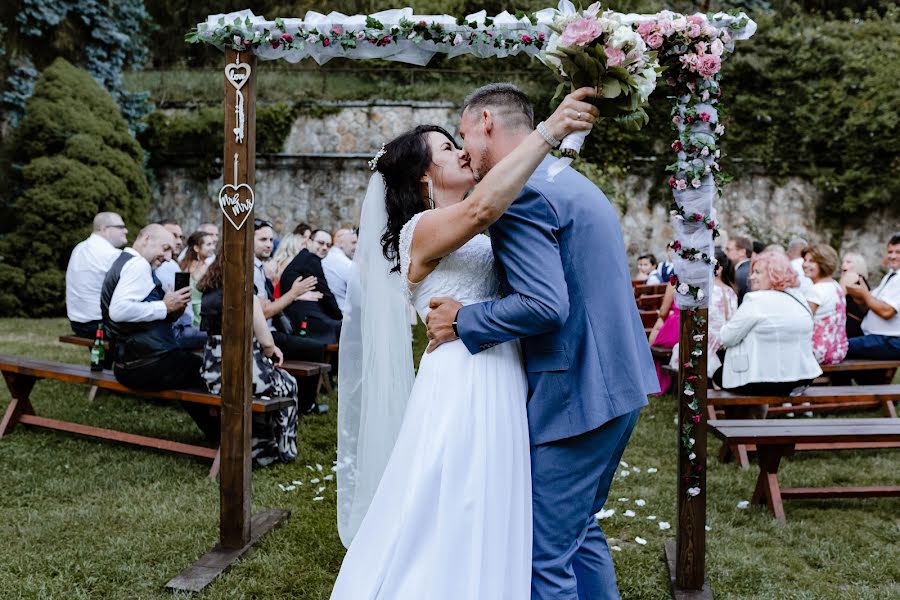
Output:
[{"xmin": 481, "ymin": 109, "xmax": 494, "ymax": 135}]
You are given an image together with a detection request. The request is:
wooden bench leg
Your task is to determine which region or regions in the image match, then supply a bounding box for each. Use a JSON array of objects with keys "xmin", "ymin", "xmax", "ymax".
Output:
[
  {"xmin": 707, "ymin": 405, "xmax": 718, "ymax": 421},
  {"xmin": 736, "ymin": 444, "xmax": 751, "ymax": 470},
  {"xmin": 0, "ymin": 372, "xmax": 37, "ymax": 437},
  {"xmin": 209, "ymin": 448, "xmax": 221, "ymax": 480},
  {"xmin": 87, "ymin": 385, "xmax": 99, "ymax": 403},
  {"xmin": 881, "ymin": 400, "xmax": 897, "ymax": 419},
  {"xmin": 752, "ymin": 443, "xmax": 794, "ymax": 525}
]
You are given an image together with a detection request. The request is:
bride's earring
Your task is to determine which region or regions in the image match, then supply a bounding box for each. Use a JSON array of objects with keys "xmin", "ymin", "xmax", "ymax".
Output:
[{"xmin": 427, "ymin": 180, "xmax": 435, "ymax": 209}]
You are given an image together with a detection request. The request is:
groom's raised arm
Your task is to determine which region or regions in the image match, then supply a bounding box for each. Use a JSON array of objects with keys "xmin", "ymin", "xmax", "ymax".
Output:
[{"xmin": 455, "ymin": 186, "xmax": 569, "ymax": 354}]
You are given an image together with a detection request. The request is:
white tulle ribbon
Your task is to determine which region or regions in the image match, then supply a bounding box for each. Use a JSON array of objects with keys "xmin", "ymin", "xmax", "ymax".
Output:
[{"xmin": 546, "ymin": 128, "xmax": 590, "ymax": 181}]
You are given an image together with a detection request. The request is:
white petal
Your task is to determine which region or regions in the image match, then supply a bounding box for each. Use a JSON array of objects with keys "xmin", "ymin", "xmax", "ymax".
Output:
[
  {"xmin": 596, "ymin": 508, "xmax": 616, "ymax": 520},
  {"xmin": 313, "ymin": 496, "xmax": 324, "ymax": 501},
  {"xmin": 620, "ymin": 461, "xmax": 629, "ymax": 468},
  {"xmin": 284, "ymin": 485, "xmax": 296, "ymax": 491},
  {"xmin": 611, "ymin": 545, "xmax": 622, "ymax": 552},
  {"xmin": 647, "ymin": 467, "xmax": 658, "ymax": 473},
  {"xmin": 324, "ymin": 475, "xmax": 334, "ymax": 481},
  {"xmin": 617, "ymin": 497, "xmax": 629, "ymax": 502},
  {"xmin": 737, "ymin": 500, "xmax": 750, "ymax": 509},
  {"xmin": 624, "ymin": 510, "xmax": 636, "ymax": 517},
  {"xmin": 635, "ymin": 536, "xmax": 647, "ymax": 545},
  {"xmin": 310, "ymin": 478, "xmax": 320, "ymax": 484},
  {"xmin": 659, "ymin": 521, "xmax": 671, "ymax": 530},
  {"xmin": 316, "ymin": 464, "xmax": 324, "ymax": 471},
  {"xmin": 647, "ymin": 515, "xmax": 657, "ymax": 520},
  {"xmin": 635, "ymin": 499, "xmax": 646, "ymax": 506},
  {"xmin": 292, "ymin": 480, "xmax": 303, "ymax": 485}
]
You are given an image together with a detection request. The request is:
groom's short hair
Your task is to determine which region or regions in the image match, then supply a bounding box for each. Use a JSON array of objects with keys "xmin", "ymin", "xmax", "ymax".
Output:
[{"xmin": 462, "ymin": 83, "xmax": 534, "ymax": 133}]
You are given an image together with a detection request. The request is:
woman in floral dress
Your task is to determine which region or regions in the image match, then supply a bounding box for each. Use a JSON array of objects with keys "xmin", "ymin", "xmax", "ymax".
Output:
[{"xmin": 802, "ymin": 243, "xmax": 848, "ymax": 365}]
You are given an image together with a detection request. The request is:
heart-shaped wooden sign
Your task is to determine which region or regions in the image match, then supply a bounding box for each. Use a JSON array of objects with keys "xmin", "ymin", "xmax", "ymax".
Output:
[
  {"xmin": 217, "ymin": 183, "xmax": 255, "ymax": 230},
  {"xmin": 225, "ymin": 61, "xmax": 252, "ymax": 91}
]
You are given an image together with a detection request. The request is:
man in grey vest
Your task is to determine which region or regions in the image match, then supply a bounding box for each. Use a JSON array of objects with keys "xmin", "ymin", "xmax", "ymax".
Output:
[{"xmin": 101, "ymin": 224, "xmax": 218, "ymax": 441}]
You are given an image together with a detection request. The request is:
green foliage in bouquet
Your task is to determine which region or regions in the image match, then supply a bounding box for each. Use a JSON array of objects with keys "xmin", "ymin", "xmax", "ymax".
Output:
[
  {"xmin": 546, "ymin": 44, "xmax": 657, "ymax": 131},
  {"xmin": 0, "ymin": 59, "xmax": 150, "ymax": 317}
]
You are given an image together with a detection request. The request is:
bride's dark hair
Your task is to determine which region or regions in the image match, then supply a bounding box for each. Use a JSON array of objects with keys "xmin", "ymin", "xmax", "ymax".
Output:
[{"xmin": 377, "ymin": 124, "xmax": 459, "ymax": 272}]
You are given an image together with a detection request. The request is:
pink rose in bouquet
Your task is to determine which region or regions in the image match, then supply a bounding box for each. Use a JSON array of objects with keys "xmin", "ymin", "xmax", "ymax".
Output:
[
  {"xmin": 686, "ymin": 15, "xmax": 705, "ymax": 38},
  {"xmin": 696, "ymin": 54, "xmax": 721, "ymax": 77},
  {"xmin": 605, "ymin": 46, "xmax": 626, "ymax": 67},
  {"xmin": 560, "ymin": 17, "xmax": 603, "ymax": 47},
  {"xmin": 646, "ymin": 33, "xmax": 664, "ymax": 49}
]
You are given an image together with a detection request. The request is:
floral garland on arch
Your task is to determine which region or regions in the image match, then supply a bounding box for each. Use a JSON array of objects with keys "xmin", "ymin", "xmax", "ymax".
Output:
[{"xmin": 631, "ymin": 9, "xmax": 754, "ymax": 496}]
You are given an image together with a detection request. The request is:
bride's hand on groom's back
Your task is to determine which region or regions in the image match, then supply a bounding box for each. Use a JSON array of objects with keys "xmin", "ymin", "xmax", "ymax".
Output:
[{"xmin": 543, "ymin": 87, "xmax": 600, "ymax": 142}]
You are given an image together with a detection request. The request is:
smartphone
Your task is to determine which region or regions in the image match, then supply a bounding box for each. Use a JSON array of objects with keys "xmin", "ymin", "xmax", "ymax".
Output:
[{"xmin": 174, "ymin": 271, "xmax": 190, "ymax": 292}]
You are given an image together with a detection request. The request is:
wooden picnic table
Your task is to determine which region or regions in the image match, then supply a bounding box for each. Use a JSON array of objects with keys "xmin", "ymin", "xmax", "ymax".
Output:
[
  {"xmin": 709, "ymin": 418, "xmax": 900, "ymax": 523},
  {"xmin": 0, "ymin": 354, "xmax": 294, "ymax": 477}
]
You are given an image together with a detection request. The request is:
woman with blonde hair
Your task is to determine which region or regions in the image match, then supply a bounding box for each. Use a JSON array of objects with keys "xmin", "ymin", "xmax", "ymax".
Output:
[
  {"xmin": 803, "ymin": 244, "xmax": 848, "ymax": 364},
  {"xmin": 272, "ymin": 232, "xmax": 307, "ymax": 298},
  {"xmin": 718, "ymin": 251, "xmax": 822, "ymax": 417},
  {"xmin": 839, "ymin": 252, "xmax": 870, "ymax": 338}
]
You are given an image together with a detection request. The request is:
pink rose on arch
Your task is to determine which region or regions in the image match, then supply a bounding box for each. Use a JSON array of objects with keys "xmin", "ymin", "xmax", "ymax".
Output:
[
  {"xmin": 637, "ymin": 21, "xmax": 655, "ymax": 38},
  {"xmin": 647, "ymin": 33, "xmax": 664, "ymax": 49},
  {"xmin": 521, "ymin": 34, "xmax": 532, "ymax": 44},
  {"xmin": 281, "ymin": 33, "xmax": 293, "ymax": 43},
  {"xmin": 560, "ymin": 17, "xmax": 603, "ymax": 47},
  {"xmin": 710, "ymin": 39, "xmax": 725, "ymax": 56},
  {"xmin": 695, "ymin": 41, "xmax": 708, "ymax": 54},
  {"xmin": 605, "ymin": 46, "xmax": 626, "ymax": 67},
  {"xmin": 699, "ymin": 112, "xmax": 711, "ymax": 122},
  {"xmin": 696, "ymin": 54, "xmax": 721, "ymax": 77},
  {"xmin": 686, "ymin": 15, "xmax": 706, "ymax": 38},
  {"xmin": 323, "ymin": 37, "xmax": 331, "ymax": 47},
  {"xmin": 657, "ymin": 17, "xmax": 674, "ymax": 36},
  {"xmin": 332, "ymin": 25, "xmax": 343, "ymax": 35}
]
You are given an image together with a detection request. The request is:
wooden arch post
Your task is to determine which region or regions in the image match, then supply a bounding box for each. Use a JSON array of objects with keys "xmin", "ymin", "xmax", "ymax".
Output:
[{"xmin": 165, "ymin": 48, "xmax": 289, "ymax": 593}]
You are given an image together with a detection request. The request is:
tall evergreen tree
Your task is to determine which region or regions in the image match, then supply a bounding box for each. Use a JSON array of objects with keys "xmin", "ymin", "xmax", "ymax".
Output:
[{"xmin": 0, "ymin": 58, "xmax": 150, "ymax": 316}]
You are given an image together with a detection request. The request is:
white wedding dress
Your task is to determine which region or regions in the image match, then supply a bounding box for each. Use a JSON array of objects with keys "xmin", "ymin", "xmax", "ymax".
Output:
[{"xmin": 330, "ymin": 212, "xmax": 532, "ymax": 599}]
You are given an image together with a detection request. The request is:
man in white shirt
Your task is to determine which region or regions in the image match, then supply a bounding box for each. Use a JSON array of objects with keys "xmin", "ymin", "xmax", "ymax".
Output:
[
  {"xmin": 100, "ymin": 224, "xmax": 218, "ymax": 439},
  {"xmin": 322, "ymin": 227, "xmax": 357, "ymax": 314},
  {"xmin": 154, "ymin": 219, "xmax": 184, "ymax": 292},
  {"xmin": 65, "ymin": 212, "xmax": 129, "ymax": 338},
  {"xmin": 787, "ymin": 237, "xmax": 814, "ymax": 296},
  {"xmin": 846, "ymin": 233, "xmax": 900, "ymax": 359}
]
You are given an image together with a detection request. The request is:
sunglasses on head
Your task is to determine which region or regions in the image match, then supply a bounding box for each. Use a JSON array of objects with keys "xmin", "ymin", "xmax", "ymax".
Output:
[{"xmin": 253, "ymin": 218, "xmax": 274, "ymax": 230}]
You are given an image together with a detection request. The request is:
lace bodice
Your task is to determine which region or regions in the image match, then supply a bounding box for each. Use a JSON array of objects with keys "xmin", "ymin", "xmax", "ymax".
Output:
[{"xmin": 399, "ymin": 212, "xmax": 500, "ymax": 321}]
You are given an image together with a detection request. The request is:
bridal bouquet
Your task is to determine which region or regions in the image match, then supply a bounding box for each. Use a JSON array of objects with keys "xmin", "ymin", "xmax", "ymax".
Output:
[{"xmin": 538, "ymin": 1, "xmax": 661, "ymax": 168}]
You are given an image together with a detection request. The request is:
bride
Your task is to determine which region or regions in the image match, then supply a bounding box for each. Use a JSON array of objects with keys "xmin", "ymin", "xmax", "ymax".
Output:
[{"xmin": 332, "ymin": 89, "xmax": 597, "ymax": 599}]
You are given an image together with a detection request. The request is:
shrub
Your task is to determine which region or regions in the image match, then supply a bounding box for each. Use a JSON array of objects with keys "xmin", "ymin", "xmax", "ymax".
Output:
[{"xmin": 0, "ymin": 58, "xmax": 150, "ymax": 317}]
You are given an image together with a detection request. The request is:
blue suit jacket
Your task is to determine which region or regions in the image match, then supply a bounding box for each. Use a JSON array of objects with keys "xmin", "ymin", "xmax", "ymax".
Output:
[{"xmin": 457, "ymin": 157, "xmax": 659, "ymax": 445}]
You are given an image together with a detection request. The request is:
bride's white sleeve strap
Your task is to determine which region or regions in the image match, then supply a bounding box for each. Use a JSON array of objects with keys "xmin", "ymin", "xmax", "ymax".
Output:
[
  {"xmin": 456, "ymin": 186, "xmax": 569, "ymax": 354},
  {"xmin": 399, "ymin": 211, "xmax": 427, "ymax": 294}
]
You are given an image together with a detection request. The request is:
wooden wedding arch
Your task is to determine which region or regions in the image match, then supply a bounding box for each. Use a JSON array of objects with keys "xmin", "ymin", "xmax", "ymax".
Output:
[{"xmin": 168, "ymin": 6, "xmax": 755, "ymax": 597}]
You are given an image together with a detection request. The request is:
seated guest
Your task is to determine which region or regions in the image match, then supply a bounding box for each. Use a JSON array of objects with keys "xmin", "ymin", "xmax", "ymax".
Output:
[
  {"xmin": 179, "ymin": 231, "xmax": 215, "ymax": 327},
  {"xmin": 197, "ymin": 256, "xmax": 299, "ymax": 466},
  {"xmin": 669, "ymin": 249, "xmax": 738, "ymax": 382},
  {"xmin": 718, "ymin": 251, "xmax": 822, "ymax": 418},
  {"xmin": 648, "ymin": 283, "xmax": 679, "ymax": 393},
  {"xmin": 101, "ymin": 224, "xmax": 218, "ymax": 441},
  {"xmin": 253, "ymin": 219, "xmax": 327, "ymax": 414},
  {"xmin": 846, "ymin": 233, "xmax": 900, "ymax": 359},
  {"xmin": 802, "ymin": 243, "xmax": 848, "ymax": 365},
  {"xmin": 725, "ymin": 234, "xmax": 753, "ymax": 304},
  {"xmin": 651, "ymin": 244, "xmax": 675, "ymax": 285},
  {"xmin": 839, "ymin": 252, "xmax": 870, "ymax": 339},
  {"xmin": 178, "ymin": 222, "xmax": 219, "ymax": 263},
  {"xmin": 322, "ymin": 227, "xmax": 357, "ymax": 314},
  {"xmin": 787, "ymin": 237, "xmax": 813, "ymax": 295},
  {"xmin": 634, "ymin": 253, "xmax": 657, "ymax": 283},
  {"xmin": 281, "ymin": 228, "xmax": 343, "ymax": 344},
  {"xmin": 271, "ymin": 232, "xmax": 306, "ymax": 297},
  {"xmin": 154, "ymin": 218, "xmax": 184, "ymax": 292},
  {"xmin": 66, "ymin": 212, "xmax": 129, "ymax": 338}
]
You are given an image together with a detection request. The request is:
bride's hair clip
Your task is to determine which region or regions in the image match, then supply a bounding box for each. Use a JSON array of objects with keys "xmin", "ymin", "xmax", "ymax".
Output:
[{"xmin": 368, "ymin": 143, "xmax": 387, "ymax": 171}]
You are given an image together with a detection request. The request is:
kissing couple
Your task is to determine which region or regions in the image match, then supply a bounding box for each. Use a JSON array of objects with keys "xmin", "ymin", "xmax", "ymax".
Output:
[{"xmin": 332, "ymin": 83, "xmax": 658, "ymax": 600}]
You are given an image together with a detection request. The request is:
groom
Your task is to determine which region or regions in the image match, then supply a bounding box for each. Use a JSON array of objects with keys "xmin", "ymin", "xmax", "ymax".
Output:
[{"xmin": 427, "ymin": 83, "xmax": 659, "ymax": 599}]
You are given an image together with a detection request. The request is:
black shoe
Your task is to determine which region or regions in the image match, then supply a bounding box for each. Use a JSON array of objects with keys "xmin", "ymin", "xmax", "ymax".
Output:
[{"xmin": 304, "ymin": 402, "xmax": 329, "ymax": 415}]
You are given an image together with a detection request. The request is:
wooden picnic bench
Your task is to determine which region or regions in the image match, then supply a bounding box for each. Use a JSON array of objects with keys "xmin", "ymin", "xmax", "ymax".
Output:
[
  {"xmin": 57, "ymin": 334, "xmax": 330, "ymax": 380},
  {"xmin": 0, "ymin": 354, "xmax": 294, "ymax": 478},
  {"xmin": 634, "ymin": 283, "xmax": 667, "ymax": 298},
  {"xmin": 709, "ymin": 418, "xmax": 900, "ymax": 523},
  {"xmin": 637, "ymin": 293, "xmax": 665, "ymax": 311},
  {"xmin": 708, "ymin": 385, "xmax": 900, "ymax": 468}
]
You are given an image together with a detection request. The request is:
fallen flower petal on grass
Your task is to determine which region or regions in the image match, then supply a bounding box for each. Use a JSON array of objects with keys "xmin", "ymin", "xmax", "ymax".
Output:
[
  {"xmin": 624, "ymin": 510, "xmax": 636, "ymax": 517},
  {"xmin": 635, "ymin": 499, "xmax": 646, "ymax": 506},
  {"xmin": 659, "ymin": 521, "xmax": 671, "ymax": 530},
  {"xmin": 635, "ymin": 537, "xmax": 647, "ymax": 545},
  {"xmin": 737, "ymin": 500, "xmax": 750, "ymax": 509}
]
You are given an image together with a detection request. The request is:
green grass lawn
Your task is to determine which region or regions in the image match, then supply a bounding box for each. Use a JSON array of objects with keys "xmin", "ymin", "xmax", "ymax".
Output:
[{"xmin": 0, "ymin": 318, "xmax": 898, "ymax": 599}]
